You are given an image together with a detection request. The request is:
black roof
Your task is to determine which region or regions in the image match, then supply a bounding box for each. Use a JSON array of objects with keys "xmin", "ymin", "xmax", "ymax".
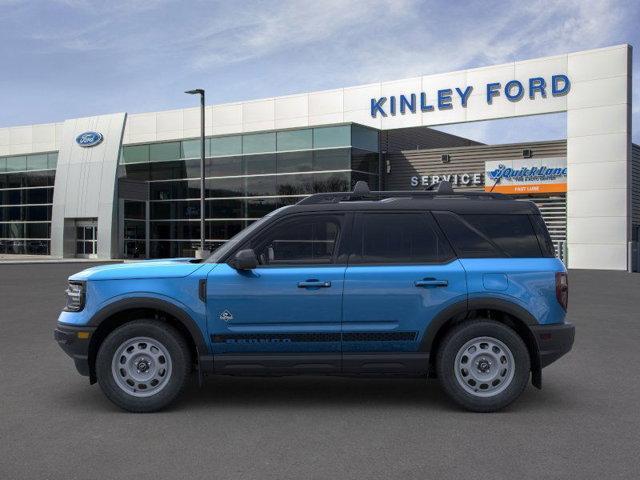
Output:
[{"xmin": 280, "ymin": 181, "xmax": 540, "ymax": 217}]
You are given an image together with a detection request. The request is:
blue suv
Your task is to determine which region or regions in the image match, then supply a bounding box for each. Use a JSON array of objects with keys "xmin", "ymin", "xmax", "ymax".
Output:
[{"xmin": 54, "ymin": 182, "xmax": 574, "ymax": 412}]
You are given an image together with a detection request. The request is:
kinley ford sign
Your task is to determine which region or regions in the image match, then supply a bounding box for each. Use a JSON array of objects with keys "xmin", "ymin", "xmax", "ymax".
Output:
[
  {"xmin": 409, "ymin": 157, "xmax": 568, "ymax": 194},
  {"xmin": 370, "ymin": 74, "xmax": 570, "ymax": 117}
]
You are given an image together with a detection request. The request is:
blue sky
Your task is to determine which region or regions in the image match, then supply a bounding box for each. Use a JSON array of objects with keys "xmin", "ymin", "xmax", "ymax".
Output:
[{"xmin": 0, "ymin": 0, "xmax": 638, "ymax": 144}]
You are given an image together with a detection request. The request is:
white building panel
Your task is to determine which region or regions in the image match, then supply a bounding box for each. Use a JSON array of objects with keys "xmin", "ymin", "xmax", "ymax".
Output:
[
  {"xmin": 514, "ymin": 54, "xmax": 567, "ymax": 82},
  {"xmin": 308, "ymin": 89, "xmax": 343, "ymax": 117},
  {"xmin": 569, "ymin": 216, "xmax": 628, "ymax": 245},
  {"xmin": 242, "ymin": 99, "xmax": 275, "ymax": 124},
  {"xmin": 567, "ymin": 161, "xmax": 627, "ymax": 190},
  {"xmin": 9, "ymin": 125, "xmax": 33, "ymax": 145},
  {"xmin": 156, "ymin": 110, "xmax": 183, "ymax": 134},
  {"xmin": 567, "ymin": 103, "xmax": 629, "ymax": 138},
  {"xmin": 567, "ymin": 189, "xmax": 628, "ymax": 217},
  {"xmin": 275, "ymin": 94, "xmax": 308, "ymax": 119},
  {"xmin": 567, "ymin": 133, "xmax": 628, "ymax": 165},
  {"xmin": 567, "ymin": 45, "xmax": 629, "ymax": 82},
  {"xmin": 567, "ymin": 244, "xmax": 628, "ymax": 270},
  {"xmin": 567, "ymin": 76, "xmax": 629, "ymax": 110},
  {"xmin": 343, "ymin": 83, "xmax": 381, "ymax": 112}
]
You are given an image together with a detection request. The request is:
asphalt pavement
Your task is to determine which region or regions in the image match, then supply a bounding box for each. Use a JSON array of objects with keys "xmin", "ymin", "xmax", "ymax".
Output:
[{"xmin": 0, "ymin": 263, "xmax": 638, "ymax": 479}]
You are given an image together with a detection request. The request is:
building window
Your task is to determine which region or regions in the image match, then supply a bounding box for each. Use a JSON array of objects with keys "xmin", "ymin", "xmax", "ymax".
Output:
[
  {"xmin": 120, "ymin": 124, "xmax": 380, "ymax": 258},
  {"xmin": 211, "ymin": 136, "xmax": 241, "ymax": 157},
  {"xmin": 277, "ymin": 129, "xmax": 313, "ymax": 151},
  {"xmin": 0, "ymin": 152, "xmax": 57, "ymax": 256},
  {"xmin": 313, "ymin": 126, "xmax": 350, "ymax": 149},
  {"xmin": 150, "ymin": 142, "xmax": 181, "ymax": 162},
  {"xmin": 243, "ymin": 132, "xmax": 276, "ymax": 154}
]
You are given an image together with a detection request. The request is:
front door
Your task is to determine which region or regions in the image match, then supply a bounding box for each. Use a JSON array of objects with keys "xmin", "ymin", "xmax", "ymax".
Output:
[
  {"xmin": 206, "ymin": 213, "xmax": 347, "ymax": 373},
  {"xmin": 341, "ymin": 211, "xmax": 467, "ymax": 374}
]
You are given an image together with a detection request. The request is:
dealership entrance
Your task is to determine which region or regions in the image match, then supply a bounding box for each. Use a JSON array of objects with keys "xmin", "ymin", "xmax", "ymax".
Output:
[{"xmin": 74, "ymin": 220, "xmax": 98, "ymax": 258}]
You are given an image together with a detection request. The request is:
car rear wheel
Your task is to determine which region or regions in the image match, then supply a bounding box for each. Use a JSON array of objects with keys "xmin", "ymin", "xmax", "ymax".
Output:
[
  {"xmin": 96, "ymin": 320, "xmax": 190, "ymax": 412},
  {"xmin": 436, "ymin": 320, "xmax": 530, "ymax": 412}
]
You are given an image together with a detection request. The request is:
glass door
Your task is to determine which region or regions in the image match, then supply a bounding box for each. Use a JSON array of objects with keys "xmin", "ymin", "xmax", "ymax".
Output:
[{"xmin": 76, "ymin": 221, "xmax": 98, "ymax": 258}]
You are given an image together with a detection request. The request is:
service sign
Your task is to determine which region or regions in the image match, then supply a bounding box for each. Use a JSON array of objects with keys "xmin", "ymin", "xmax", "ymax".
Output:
[{"xmin": 485, "ymin": 157, "xmax": 567, "ymax": 194}]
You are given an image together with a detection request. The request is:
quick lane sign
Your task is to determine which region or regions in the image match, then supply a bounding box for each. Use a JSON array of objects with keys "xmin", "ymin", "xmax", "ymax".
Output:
[
  {"xmin": 485, "ymin": 157, "xmax": 567, "ymax": 194},
  {"xmin": 370, "ymin": 74, "xmax": 570, "ymax": 117}
]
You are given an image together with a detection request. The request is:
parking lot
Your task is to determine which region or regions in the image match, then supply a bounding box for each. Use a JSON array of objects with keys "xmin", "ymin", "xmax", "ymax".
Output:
[{"xmin": 1, "ymin": 262, "xmax": 638, "ymax": 479}]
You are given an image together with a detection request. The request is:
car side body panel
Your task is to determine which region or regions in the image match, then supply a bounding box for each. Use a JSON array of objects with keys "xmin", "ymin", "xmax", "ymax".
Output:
[{"xmin": 460, "ymin": 257, "xmax": 568, "ymax": 325}]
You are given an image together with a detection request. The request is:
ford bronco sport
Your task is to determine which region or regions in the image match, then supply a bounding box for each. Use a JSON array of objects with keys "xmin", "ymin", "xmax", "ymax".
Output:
[{"xmin": 54, "ymin": 181, "xmax": 574, "ymax": 412}]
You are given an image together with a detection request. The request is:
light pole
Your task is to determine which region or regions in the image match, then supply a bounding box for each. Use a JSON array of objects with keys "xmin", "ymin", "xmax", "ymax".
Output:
[{"xmin": 185, "ymin": 88, "xmax": 208, "ymax": 259}]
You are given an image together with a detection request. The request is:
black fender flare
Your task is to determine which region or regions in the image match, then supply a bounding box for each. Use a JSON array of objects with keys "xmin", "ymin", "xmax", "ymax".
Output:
[
  {"xmin": 88, "ymin": 297, "xmax": 209, "ymax": 357},
  {"xmin": 420, "ymin": 297, "xmax": 542, "ymax": 387}
]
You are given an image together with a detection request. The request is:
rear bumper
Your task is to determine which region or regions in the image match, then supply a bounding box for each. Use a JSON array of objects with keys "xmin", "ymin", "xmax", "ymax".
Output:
[
  {"xmin": 531, "ymin": 322, "xmax": 575, "ymax": 368},
  {"xmin": 54, "ymin": 324, "xmax": 96, "ymax": 377}
]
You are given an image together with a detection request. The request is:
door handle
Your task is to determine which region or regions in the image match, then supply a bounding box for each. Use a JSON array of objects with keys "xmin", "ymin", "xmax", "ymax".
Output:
[
  {"xmin": 298, "ymin": 280, "xmax": 332, "ymax": 288},
  {"xmin": 415, "ymin": 278, "xmax": 448, "ymax": 288}
]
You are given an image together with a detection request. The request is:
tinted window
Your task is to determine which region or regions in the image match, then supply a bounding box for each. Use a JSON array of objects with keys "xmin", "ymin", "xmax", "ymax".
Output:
[
  {"xmin": 462, "ymin": 215, "xmax": 541, "ymax": 257},
  {"xmin": 433, "ymin": 212, "xmax": 500, "ymax": 258},
  {"xmin": 351, "ymin": 213, "xmax": 453, "ymax": 264},
  {"xmin": 249, "ymin": 215, "xmax": 341, "ymax": 266},
  {"xmin": 434, "ymin": 212, "xmax": 543, "ymax": 258},
  {"xmin": 529, "ymin": 214, "xmax": 556, "ymax": 258}
]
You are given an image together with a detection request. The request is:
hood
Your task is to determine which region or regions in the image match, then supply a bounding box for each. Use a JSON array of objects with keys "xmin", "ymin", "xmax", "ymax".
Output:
[{"xmin": 69, "ymin": 258, "xmax": 207, "ymax": 281}]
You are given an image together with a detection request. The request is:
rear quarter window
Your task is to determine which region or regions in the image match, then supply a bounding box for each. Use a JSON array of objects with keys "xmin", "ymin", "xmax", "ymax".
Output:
[{"xmin": 434, "ymin": 212, "xmax": 544, "ymax": 258}]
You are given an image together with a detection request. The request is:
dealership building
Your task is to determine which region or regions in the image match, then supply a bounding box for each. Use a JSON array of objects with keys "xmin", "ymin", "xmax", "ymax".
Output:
[{"xmin": 0, "ymin": 44, "xmax": 637, "ymax": 271}]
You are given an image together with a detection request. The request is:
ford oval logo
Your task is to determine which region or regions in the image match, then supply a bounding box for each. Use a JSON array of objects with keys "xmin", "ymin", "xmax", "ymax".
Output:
[{"xmin": 76, "ymin": 131, "xmax": 103, "ymax": 147}]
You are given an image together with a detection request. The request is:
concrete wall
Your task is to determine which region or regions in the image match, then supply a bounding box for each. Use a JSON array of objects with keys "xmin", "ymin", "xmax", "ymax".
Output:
[{"xmin": 0, "ymin": 122, "xmax": 63, "ymax": 156}]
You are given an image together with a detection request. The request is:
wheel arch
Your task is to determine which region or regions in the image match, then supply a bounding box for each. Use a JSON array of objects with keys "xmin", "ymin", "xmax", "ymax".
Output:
[
  {"xmin": 422, "ymin": 298, "xmax": 542, "ymax": 388},
  {"xmin": 86, "ymin": 297, "xmax": 210, "ymax": 384}
]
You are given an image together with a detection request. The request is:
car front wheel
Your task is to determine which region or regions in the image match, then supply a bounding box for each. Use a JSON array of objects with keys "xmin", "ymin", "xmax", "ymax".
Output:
[
  {"xmin": 96, "ymin": 320, "xmax": 190, "ymax": 412},
  {"xmin": 436, "ymin": 320, "xmax": 530, "ymax": 412}
]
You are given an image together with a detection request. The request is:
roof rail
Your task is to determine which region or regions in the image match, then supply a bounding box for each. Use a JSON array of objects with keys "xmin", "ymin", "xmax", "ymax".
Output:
[{"xmin": 296, "ymin": 181, "xmax": 508, "ymax": 205}]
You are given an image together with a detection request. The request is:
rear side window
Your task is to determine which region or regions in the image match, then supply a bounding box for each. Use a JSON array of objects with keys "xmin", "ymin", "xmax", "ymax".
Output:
[
  {"xmin": 529, "ymin": 214, "xmax": 556, "ymax": 258},
  {"xmin": 434, "ymin": 212, "xmax": 543, "ymax": 258},
  {"xmin": 350, "ymin": 212, "xmax": 453, "ymax": 264}
]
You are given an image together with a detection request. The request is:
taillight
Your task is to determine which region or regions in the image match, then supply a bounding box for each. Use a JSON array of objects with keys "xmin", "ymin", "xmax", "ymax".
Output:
[{"xmin": 555, "ymin": 272, "xmax": 568, "ymax": 310}]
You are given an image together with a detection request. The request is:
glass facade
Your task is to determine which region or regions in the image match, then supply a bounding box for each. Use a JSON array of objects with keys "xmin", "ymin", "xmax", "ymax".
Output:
[
  {"xmin": 0, "ymin": 152, "xmax": 57, "ymax": 255},
  {"xmin": 119, "ymin": 124, "xmax": 380, "ymax": 258}
]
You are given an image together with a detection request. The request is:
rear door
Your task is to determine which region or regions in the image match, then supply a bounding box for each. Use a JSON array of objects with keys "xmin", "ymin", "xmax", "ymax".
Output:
[{"xmin": 341, "ymin": 211, "xmax": 467, "ymax": 374}]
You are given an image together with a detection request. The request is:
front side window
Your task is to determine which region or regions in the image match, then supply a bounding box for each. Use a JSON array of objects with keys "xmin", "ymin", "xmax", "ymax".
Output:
[
  {"xmin": 249, "ymin": 215, "xmax": 341, "ymax": 266},
  {"xmin": 351, "ymin": 212, "xmax": 453, "ymax": 264}
]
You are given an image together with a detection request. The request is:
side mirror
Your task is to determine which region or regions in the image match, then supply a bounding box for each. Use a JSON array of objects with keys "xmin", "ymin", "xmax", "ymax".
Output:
[{"xmin": 232, "ymin": 249, "xmax": 258, "ymax": 270}]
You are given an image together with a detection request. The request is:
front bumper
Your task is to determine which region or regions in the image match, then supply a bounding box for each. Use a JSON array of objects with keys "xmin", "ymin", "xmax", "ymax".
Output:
[
  {"xmin": 54, "ymin": 324, "xmax": 96, "ymax": 377},
  {"xmin": 531, "ymin": 322, "xmax": 575, "ymax": 368}
]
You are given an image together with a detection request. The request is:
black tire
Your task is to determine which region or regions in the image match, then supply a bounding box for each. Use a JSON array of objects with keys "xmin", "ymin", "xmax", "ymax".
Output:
[
  {"xmin": 96, "ymin": 320, "xmax": 191, "ymax": 413},
  {"xmin": 436, "ymin": 320, "xmax": 530, "ymax": 412}
]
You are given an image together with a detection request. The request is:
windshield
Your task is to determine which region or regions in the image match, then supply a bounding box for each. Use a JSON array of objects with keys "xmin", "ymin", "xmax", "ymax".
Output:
[{"xmin": 206, "ymin": 207, "xmax": 289, "ymax": 263}]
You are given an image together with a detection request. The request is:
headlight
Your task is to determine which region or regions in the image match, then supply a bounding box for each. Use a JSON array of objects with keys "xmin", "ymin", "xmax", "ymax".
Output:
[{"xmin": 64, "ymin": 281, "xmax": 85, "ymax": 312}]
